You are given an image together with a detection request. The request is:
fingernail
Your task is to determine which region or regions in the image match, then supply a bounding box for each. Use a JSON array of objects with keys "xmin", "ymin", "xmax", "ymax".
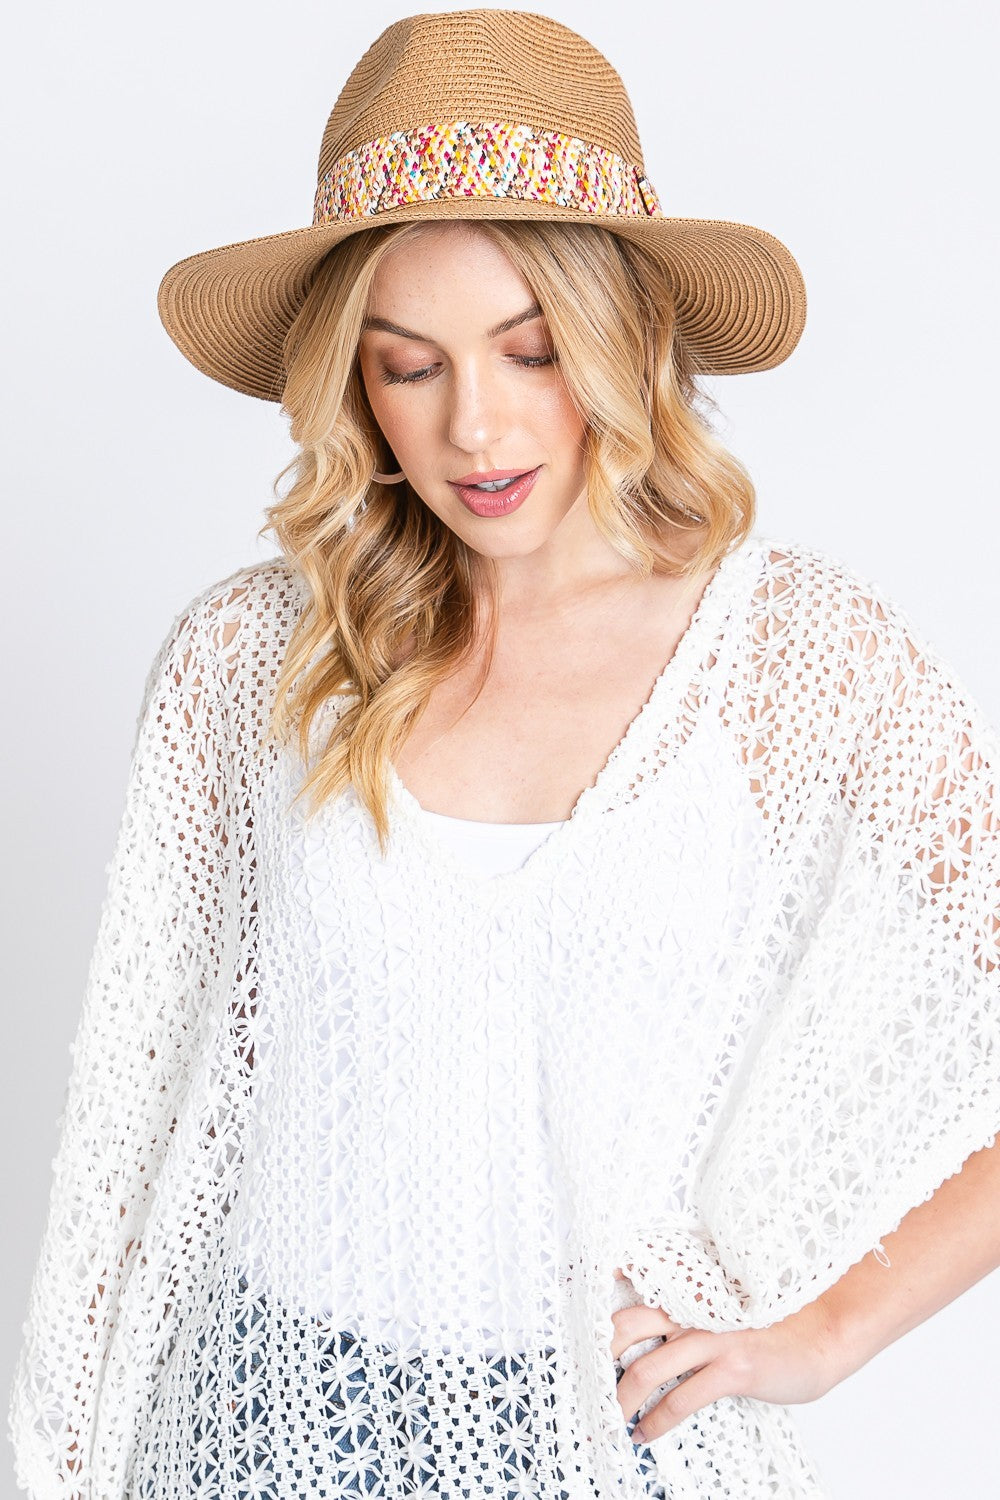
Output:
[{"xmin": 632, "ymin": 1424, "xmax": 647, "ymax": 1443}]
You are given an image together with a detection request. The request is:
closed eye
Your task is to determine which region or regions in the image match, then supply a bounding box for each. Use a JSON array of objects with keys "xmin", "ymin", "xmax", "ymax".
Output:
[{"xmin": 379, "ymin": 354, "xmax": 556, "ymax": 386}]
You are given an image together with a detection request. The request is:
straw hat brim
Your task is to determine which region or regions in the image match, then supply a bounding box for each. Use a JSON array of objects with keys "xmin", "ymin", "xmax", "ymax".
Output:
[{"xmin": 157, "ymin": 196, "xmax": 807, "ymax": 403}]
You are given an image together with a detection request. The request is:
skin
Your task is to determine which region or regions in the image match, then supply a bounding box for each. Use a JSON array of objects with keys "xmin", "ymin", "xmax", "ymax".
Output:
[
  {"xmin": 612, "ymin": 1136, "xmax": 1000, "ymax": 1444},
  {"xmin": 356, "ymin": 222, "xmax": 1000, "ymax": 1445},
  {"xmin": 357, "ymin": 222, "xmax": 663, "ymax": 618},
  {"xmin": 355, "ymin": 221, "xmax": 715, "ymax": 831}
]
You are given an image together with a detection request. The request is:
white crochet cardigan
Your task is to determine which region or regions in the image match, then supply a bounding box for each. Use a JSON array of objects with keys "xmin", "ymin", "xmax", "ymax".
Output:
[{"xmin": 8, "ymin": 531, "xmax": 999, "ymax": 1499}]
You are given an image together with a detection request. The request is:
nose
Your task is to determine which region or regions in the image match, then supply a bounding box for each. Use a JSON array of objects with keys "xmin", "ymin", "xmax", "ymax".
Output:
[{"xmin": 447, "ymin": 357, "xmax": 508, "ymax": 458}]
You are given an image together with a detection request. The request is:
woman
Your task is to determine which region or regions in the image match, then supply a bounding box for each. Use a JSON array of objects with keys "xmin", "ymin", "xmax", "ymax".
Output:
[{"xmin": 9, "ymin": 10, "xmax": 1000, "ymax": 1500}]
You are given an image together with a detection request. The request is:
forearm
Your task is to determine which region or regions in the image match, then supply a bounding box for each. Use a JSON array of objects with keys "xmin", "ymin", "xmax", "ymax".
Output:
[{"xmin": 803, "ymin": 1135, "xmax": 1000, "ymax": 1387}]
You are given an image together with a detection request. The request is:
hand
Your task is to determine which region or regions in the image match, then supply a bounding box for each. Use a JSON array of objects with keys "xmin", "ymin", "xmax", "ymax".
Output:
[{"xmin": 609, "ymin": 1267, "xmax": 841, "ymax": 1444}]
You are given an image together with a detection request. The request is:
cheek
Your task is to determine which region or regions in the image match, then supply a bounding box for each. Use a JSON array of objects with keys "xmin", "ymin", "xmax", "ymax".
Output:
[
  {"xmin": 538, "ymin": 381, "xmax": 587, "ymax": 465},
  {"xmin": 360, "ymin": 369, "xmax": 416, "ymax": 456}
]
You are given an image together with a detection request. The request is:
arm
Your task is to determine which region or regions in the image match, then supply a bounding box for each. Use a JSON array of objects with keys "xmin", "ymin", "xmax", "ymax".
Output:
[
  {"xmin": 614, "ymin": 1139, "xmax": 1000, "ymax": 1443},
  {"xmin": 790, "ymin": 1133, "xmax": 1000, "ymax": 1388},
  {"xmin": 804, "ymin": 600, "xmax": 1000, "ymax": 1377},
  {"xmin": 613, "ymin": 581, "xmax": 1000, "ymax": 1447},
  {"xmin": 7, "ymin": 594, "xmax": 235, "ymax": 1500}
]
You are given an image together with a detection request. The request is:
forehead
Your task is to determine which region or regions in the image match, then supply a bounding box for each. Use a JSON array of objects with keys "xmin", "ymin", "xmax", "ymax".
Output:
[{"xmin": 367, "ymin": 224, "xmax": 535, "ymax": 304}]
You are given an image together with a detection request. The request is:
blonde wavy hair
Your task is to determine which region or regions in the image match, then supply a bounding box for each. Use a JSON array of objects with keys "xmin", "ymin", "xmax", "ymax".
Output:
[{"xmin": 258, "ymin": 218, "xmax": 756, "ymax": 853}]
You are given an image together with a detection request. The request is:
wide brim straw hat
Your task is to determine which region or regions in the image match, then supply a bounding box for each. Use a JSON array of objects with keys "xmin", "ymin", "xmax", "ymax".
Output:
[{"xmin": 157, "ymin": 8, "xmax": 807, "ymax": 403}]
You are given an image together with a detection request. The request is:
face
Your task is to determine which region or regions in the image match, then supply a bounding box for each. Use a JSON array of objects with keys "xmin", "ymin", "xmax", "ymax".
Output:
[{"xmin": 357, "ymin": 225, "xmax": 590, "ymax": 564}]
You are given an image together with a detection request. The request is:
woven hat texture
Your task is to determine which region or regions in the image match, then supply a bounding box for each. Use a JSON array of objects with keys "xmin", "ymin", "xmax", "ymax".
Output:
[{"xmin": 157, "ymin": 8, "xmax": 807, "ymax": 401}]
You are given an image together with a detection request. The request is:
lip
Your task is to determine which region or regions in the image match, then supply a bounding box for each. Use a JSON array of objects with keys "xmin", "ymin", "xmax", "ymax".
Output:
[
  {"xmin": 448, "ymin": 466, "xmax": 541, "ymax": 518},
  {"xmin": 450, "ymin": 467, "xmax": 536, "ymax": 484}
]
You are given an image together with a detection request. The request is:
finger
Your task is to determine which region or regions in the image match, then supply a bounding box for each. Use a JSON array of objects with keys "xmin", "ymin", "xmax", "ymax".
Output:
[
  {"xmin": 631, "ymin": 1360, "xmax": 732, "ymax": 1443},
  {"xmin": 610, "ymin": 1303, "xmax": 680, "ymax": 1362},
  {"xmin": 615, "ymin": 1329, "xmax": 710, "ymax": 1424}
]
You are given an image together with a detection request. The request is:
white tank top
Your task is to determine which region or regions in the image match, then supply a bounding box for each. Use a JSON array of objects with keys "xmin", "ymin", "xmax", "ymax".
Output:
[
  {"xmin": 238, "ymin": 744, "xmax": 764, "ymax": 1349},
  {"xmin": 417, "ymin": 805, "xmax": 566, "ymax": 876},
  {"xmin": 235, "ymin": 564, "xmax": 767, "ymax": 1350},
  {"xmin": 236, "ymin": 802, "xmax": 571, "ymax": 1343}
]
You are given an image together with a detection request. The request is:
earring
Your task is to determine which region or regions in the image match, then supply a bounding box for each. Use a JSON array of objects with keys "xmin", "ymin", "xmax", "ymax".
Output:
[{"xmin": 372, "ymin": 467, "xmax": 407, "ymax": 484}]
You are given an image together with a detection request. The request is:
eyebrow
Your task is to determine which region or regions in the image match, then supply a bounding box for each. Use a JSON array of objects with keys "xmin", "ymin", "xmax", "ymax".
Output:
[{"xmin": 361, "ymin": 302, "xmax": 543, "ymax": 342}]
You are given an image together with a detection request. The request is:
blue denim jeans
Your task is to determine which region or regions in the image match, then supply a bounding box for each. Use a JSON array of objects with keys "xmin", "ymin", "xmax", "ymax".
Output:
[{"xmin": 164, "ymin": 1283, "xmax": 666, "ymax": 1498}]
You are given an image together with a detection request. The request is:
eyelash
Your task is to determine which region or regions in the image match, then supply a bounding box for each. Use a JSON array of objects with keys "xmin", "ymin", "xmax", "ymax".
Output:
[{"xmin": 379, "ymin": 354, "xmax": 555, "ymax": 386}]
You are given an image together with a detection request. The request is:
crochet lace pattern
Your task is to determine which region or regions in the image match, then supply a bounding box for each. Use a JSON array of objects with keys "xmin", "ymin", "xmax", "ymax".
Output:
[{"xmin": 8, "ymin": 530, "xmax": 999, "ymax": 1499}]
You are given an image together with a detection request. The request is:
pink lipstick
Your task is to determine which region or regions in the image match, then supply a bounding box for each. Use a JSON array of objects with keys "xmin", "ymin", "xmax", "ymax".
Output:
[{"xmin": 447, "ymin": 466, "xmax": 541, "ymax": 517}]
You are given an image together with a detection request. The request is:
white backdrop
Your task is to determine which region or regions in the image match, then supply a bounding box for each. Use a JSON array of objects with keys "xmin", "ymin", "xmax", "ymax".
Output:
[{"xmin": 3, "ymin": 2, "xmax": 998, "ymax": 1496}]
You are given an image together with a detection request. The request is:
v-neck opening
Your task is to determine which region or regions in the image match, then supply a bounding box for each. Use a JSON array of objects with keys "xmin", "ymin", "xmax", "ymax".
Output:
[{"xmin": 382, "ymin": 533, "xmax": 766, "ymax": 896}]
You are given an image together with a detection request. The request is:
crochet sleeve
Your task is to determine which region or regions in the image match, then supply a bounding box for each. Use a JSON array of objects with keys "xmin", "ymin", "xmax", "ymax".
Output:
[
  {"xmin": 624, "ymin": 579, "xmax": 1000, "ymax": 1334},
  {"xmin": 848, "ymin": 595, "xmax": 999, "ymax": 978},
  {"xmin": 7, "ymin": 594, "xmax": 235, "ymax": 1500}
]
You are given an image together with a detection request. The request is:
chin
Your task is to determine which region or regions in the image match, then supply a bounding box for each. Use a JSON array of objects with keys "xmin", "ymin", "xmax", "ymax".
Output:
[{"xmin": 466, "ymin": 512, "xmax": 561, "ymax": 547}]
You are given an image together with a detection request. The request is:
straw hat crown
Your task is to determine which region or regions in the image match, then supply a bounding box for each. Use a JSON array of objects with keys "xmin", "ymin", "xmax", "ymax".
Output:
[
  {"xmin": 318, "ymin": 10, "xmax": 646, "ymax": 177},
  {"xmin": 157, "ymin": 9, "xmax": 807, "ymax": 401}
]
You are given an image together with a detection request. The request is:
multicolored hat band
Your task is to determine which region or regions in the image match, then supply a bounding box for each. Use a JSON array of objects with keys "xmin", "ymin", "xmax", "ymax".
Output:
[
  {"xmin": 312, "ymin": 121, "xmax": 665, "ymax": 226},
  {"xmin": 157, "ymin": 9, "xmax": 807, "ymax": 403}
]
